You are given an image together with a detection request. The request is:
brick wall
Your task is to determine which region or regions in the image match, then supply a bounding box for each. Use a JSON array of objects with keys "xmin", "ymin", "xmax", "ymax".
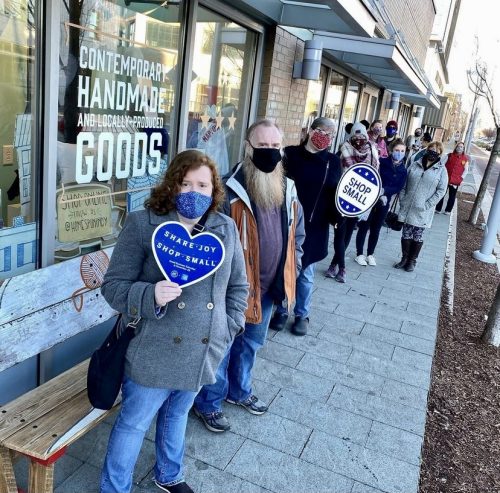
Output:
[
  {"xmin": 382, "ymin": 0, "xmax": 436, "ymax": 67},
  {"xmin": 257, "ymin": 27, "xmax": 308, "ymax": 147}
]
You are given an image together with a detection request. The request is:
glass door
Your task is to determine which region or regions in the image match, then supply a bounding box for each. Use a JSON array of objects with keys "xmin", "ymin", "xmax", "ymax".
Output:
[
  {"xmin": 185, "ymin": 6, "xmax": 258, "ymax": 174},
  {"xmin": 0, "ymin": 0, "xmax": 40, "ymax": 279}
]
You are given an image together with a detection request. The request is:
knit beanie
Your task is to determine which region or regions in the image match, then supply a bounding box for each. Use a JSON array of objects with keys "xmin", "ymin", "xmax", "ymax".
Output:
[
  {"xmin": 386, "ymin": 120, "xmax": 398, "ymax": 130},
  {"xmin": 350, "ymin": 122, "xmax": 368, "ymax": 140}
]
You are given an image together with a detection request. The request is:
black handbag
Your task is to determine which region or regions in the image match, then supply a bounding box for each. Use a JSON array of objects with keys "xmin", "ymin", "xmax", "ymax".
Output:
[
  {"xmin": 385, "ymin": 196, "xmax": 404, "ymax": 231},
  {"xmin": 87, "ymin": 316, "xmax": 140, "ymax": 410}
]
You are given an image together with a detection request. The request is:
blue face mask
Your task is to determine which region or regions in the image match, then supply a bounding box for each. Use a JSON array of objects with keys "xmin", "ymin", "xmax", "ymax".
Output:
[
  {"xmin": 386, "ymin": 127, "xmax": 397, "ymax": 137},
  {"xmin": 392, "ymin": 150, "xmax": 405, "ymax": 162},
  {"xmin": 175, "ymin": 191, "xmax": 212, "ymax": 219}
]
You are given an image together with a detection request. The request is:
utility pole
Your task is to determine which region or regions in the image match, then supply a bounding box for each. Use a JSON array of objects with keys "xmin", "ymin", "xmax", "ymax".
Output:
[
  {"xmin": 465, "ymin": 106, "xmax": 479, "ymax": 153},
  {"xmin": 473, "ymin": 131, "xmax": 500, "ymax": 264},
  {"xmin": 464, "ymin": 86, "xmax": 479, "ymax": 152},
  {"xmin": 464, "ymin": 64, "xmax": 486, "ymax": 153}
]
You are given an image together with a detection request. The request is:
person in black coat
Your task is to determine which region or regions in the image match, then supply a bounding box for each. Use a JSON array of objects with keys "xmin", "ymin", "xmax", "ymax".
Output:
[
  {"xmin": 269, "ymin": 117, "xmax": 341, "ymax": 336},
  {"xmin": 354, "ymin": 138, "xmax": 407, "ymax": 266}
]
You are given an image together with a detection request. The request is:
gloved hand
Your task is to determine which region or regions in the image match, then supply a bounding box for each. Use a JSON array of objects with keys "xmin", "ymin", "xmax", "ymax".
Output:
[{"xmin": 379, "ymin": 195, "xmax": 388, "ymax": 206}]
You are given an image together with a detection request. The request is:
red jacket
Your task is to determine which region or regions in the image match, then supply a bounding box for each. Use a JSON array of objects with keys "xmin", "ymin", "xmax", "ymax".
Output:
[{"xmin": 445, "ymin": 152, "xmax": 469, "ymax": 186}]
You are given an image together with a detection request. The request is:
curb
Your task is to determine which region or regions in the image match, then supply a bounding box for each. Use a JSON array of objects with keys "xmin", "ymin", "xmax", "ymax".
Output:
[{"xmin": 443, "ymin": 208, "xmax": 457, "ymax": 315}]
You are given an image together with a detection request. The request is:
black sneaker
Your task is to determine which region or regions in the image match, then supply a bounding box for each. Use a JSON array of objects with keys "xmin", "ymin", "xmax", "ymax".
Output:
[
  {"xmin": 226, "ymin": 394, "xmax": 268, "ymax": 415},
  {"xmin": 193, "ymin": 408, "xmax": 230, "ymax": 432},
  {"xmin": 269, "ymin": 311, "xmax": 288, "ymax": 331},
  {"xmin": 291, "ymin": 317, "xmax": 308, "ymax": 336},
  {"xmin": 153, "ymin": 479, "xmax": 194, "ymax": 493}
]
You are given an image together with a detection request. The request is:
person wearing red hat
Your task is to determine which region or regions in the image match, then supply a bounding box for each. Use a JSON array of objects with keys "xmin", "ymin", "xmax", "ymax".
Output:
[{"xmin": 384, "ymin": 120, "xmax": 399, "ymax": 147}]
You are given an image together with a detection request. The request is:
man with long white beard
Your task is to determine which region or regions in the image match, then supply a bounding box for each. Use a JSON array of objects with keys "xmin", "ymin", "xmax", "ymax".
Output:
[{"xmin": 194, "ymin": 119, "xmax": 305, "ymax": 432}]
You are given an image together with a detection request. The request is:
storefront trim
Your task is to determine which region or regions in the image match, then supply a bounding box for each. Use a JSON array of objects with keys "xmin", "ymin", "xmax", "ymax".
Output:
[
  {"xmin": 40, "ymin": 0, "xmax": 61, "ymax": 268},
  {"xmin": 201, "ymin": 0, "xmax": 265, "ymax": 34}
]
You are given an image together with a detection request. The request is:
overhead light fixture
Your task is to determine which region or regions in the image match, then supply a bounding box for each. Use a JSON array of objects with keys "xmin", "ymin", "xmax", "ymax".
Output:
[
  {"xmin": 281, "ymin": 1, "xmax": 331, "ymax": 9},
  {"xmin": 292, "ymin": 39, "xmax": 323, "ymax": 80}
]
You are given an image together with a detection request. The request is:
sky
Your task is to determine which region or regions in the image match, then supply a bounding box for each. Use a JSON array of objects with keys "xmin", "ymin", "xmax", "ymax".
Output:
[{"xmin": 446, "ymin": 0, "xmax": 500, "ymax": 130}]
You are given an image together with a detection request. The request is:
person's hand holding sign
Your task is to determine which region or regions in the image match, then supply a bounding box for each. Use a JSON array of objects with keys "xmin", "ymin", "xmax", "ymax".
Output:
[{"xmin": 154, "ymin": 280, "xmax": 182, "ymax": 307}]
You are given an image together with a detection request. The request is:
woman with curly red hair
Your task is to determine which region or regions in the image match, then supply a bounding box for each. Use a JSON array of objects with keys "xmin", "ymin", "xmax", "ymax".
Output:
[{"xmin": 100, "ymin": 150, "xmax": 248, "ymax": 493}]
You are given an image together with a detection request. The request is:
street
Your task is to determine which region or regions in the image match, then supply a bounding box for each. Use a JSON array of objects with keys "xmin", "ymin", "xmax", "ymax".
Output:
[{"xmin": 470, "ymin": 143, "xmax": 500, "ymax": 195}]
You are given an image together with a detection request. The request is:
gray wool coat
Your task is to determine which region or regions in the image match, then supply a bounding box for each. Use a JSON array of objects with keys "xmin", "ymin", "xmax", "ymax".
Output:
[
  {"xmin": 398, "ymin": 157, "xmax": 448, "ymax": 228},
  {"xmin": 101, "ymin": 208, "xmax": 248, "ymax": 392}
]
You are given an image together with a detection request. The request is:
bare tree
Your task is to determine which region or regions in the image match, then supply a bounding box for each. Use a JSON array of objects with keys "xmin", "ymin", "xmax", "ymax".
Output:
[
  {"xmin": 482, "ymin": 127, "xmax": 496, "ymax": 139},
  {"xmin": 466, "ymin": 62, "xmax": 500, "ymax": 346},
  {"xmin": 468, "ymin": 61, "xmax": 500, "ymax": 225},
  {"xmin": 482, "ymin": 282, "xmax": 500, "ymax": 346}
]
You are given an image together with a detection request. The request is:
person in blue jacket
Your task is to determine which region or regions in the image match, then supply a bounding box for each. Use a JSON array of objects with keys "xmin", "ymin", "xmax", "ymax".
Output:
[
  {"xmin": 354, "ymin": 138, "xmax": 407, "ymax": 266},
  {"xmin": 269, "ymin": 117, "xmax": 342, "ymax": 336}
]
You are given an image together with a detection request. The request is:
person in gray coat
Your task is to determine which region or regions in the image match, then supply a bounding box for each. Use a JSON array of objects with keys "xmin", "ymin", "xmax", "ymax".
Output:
[
  {"xmin": 100, "ymin": 150, "xmax": 248, "ymax": 493},
  {"xmin": 395, "ymin": 141, "xmax": 448, "ymax": 272}
]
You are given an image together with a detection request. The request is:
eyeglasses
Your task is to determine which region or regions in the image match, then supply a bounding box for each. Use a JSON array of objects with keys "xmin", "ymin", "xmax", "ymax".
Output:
[{"xmin": 313, "ymin": 128, "xmax": 335, "ymax": 138}]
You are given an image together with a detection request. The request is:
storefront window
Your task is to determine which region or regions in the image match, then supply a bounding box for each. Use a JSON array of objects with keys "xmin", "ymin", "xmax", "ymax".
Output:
[
  {"xmin": 359, "ymin": 93, "xmax": 370, "ymax": 122},
  {"xmin": 186, "ymin": 7, "xmax": 257, "ymax": 174},
  {"xmin": 324, "ymin": 71, "xmax": 346, "ymax": 149},
  {"xmin": 56, "ymin": 0, "xmax": 183, "ymax": 260},
  {"xmin": 0, "ymin": 0, "xmax": 39, "ymax": 279},
  {"xmin": 324, "ymin": 71, "xmax": 346, "ymax": 132},
  {"xmin": 368, "ymin": 95, "xmax": 377, "ymax": 122},
  {"xmin": 301, "ymin": 65, "xmax": 326, "ymax": 142},
  {"xmin": 343, "ymin": 80, "xmax": 360, "ymax": 125},
  {"xmin": 397, "ymin": 104, "xmax": 412, "ymax": 137}
]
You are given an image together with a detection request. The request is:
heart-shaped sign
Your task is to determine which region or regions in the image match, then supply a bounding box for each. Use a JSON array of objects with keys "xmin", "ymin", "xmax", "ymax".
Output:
[{"xmin": 152, "ymin": 221, "xmax": 225, "ymax": 287}]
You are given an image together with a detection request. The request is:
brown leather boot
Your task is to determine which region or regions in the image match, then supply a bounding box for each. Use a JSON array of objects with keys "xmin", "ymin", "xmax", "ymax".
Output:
[
  {"xmin": 405, "ymin": 241, "xmax": 423, "ymax": 272},
  {"xmin": 394, "ymin": 238, "xmax": 412, "ymax": 269}
]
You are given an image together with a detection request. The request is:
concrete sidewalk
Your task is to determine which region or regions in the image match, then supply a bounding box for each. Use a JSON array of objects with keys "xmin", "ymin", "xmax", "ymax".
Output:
[{"xmin": 14, "ymin": 216, "xmax": 451, "ymax": 493}]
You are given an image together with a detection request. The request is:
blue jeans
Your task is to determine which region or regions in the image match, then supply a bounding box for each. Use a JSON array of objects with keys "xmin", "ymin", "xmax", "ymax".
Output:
[
  {"xmin": 195, "ymin": 292, "xmax": 274, "ymax": 414},
  {"xmin": 275, "ymin": 263, "xmax": 316, "ymax": 319},
  {"xmin": 101, "ymin": 376, "xmax": 197, "ymax": 493}
]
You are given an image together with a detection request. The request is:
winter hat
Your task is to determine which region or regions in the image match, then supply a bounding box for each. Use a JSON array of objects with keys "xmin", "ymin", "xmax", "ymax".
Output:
[
  {"xmin": 386, "ymin": 120, "xmax": 398, "ymax": 130},
  {"xmin": 350, "ymin": 122, "xmax": 368, "ymax": 140}
]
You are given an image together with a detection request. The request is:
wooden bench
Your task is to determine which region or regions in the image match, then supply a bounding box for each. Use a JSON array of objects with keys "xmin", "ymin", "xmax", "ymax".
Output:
[{"xmin": 0, "ymin": 249, "xmax": 118, "ymax": 493}]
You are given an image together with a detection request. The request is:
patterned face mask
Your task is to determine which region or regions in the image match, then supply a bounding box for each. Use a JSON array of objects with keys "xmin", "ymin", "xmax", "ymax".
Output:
[
  {"xmin": 351, "ymin": 138, "xmax": 367, "ymax": 150},
  {"xmin": 175, "ymin": 191, "xmax": 212, "ymax": 219},
  {"xmin": 310, "ymin": 129, "xmax": 332, "ymax": 150}
]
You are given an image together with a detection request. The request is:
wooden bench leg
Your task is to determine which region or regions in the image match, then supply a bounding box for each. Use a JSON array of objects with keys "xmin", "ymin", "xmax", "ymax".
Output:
[
  {"xmin": 0, "ymin": 446, "xmax": 17, "ymax": 493},
  {"xmin": 28, "ymin": 461, "xmax": 53, "ymax": 493}
]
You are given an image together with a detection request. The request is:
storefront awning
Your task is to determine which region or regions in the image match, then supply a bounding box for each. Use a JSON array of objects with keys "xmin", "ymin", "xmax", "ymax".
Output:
[
  {"xmin": 313, "ymin": 32, "xmax": 440, "ymax": 110},
  {"xmin": 236, "ymin": 0, "xmax": 376, "ymax": 37}
]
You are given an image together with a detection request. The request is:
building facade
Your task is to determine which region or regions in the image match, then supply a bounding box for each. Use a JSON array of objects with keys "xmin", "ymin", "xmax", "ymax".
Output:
[{"xmin": 1, "ymin": 0, "xmax": 453, "ymax": 397}]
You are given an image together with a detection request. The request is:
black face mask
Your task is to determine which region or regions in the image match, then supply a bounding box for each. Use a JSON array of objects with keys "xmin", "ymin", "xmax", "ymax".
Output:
[
  {"xmin": 250, "ymin": 146, "xmax": 282, "ymax": 173},
  {"xmin": 425, "ymin": 150, "xmax": 440, "ymax": 162}
]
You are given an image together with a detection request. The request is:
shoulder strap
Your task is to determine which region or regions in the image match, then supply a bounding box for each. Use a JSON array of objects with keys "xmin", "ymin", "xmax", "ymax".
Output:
[
  {"xmin": 389, "ymin": 194, "xmax": 399, "ymax": 213},
  {"xmin": 191, "ymin": 210, "xmax": 210, "ymax": 236}
]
